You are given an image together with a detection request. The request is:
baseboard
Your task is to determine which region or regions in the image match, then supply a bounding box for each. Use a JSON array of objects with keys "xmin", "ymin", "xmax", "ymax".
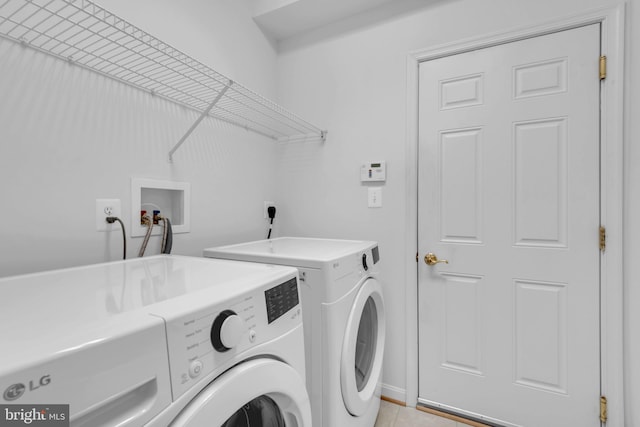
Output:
[
  {"xmin": 381, "ymin": 383, "xmax": 406, "ymax": 405},
  {"xmin": 417, "ymin": 405, "xmax": 493, "ymax": 427},
  {"xmin": 381, "ymin": 395, "xmax": 406, "ymax": 407}
]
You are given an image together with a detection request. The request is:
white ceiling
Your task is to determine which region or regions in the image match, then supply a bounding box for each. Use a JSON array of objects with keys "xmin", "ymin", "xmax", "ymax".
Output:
[{"xmin": 247, "ymin": 0, "xmax": 399, "ymax": 41}]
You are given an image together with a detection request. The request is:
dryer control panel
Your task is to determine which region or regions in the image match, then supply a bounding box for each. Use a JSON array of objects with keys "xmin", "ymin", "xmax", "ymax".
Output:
[
  {"xmin": 325, "ymin": 244, "xmax": 381, "ymax": 303},
  {"xmin": 359, "ymin": 245, "xmax": 380, "ymax": 274},
  {"xmin": 161, "ymin": 272, "xmax": 302, "ymax": 400}
]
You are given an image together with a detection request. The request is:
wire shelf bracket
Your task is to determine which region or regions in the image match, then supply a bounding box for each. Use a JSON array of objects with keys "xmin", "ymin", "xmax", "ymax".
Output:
[
  {"xmin": 169, "ymin": 81, "xmax": 232, "ymax": 163},
  {"xmin": 0, "ymin": 0, "xmax": 328, "ymax": 162}
]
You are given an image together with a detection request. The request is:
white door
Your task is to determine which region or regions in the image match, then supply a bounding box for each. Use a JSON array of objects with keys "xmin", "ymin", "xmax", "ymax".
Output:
[{"xmin": 418, "ymin": 25, "xmax": 601, "ymax": 427}]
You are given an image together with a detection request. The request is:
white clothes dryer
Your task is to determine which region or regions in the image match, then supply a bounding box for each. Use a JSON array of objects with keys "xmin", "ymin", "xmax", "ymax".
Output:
[
  {"xmin": 0, "ymin": 255, "xmax": 311, "ymax": 427},
  {"xmin": 204, "ymin": 237, "xmax": 386, "ymax": 427}
]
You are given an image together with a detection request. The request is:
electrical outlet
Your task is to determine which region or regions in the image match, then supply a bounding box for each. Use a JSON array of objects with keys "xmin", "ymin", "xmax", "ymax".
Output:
[
  {"xmin": 264, "ymin": 201, "xmax": 275, "ymax": 219},
  {"xmin": 96, "ymin": 199, "xmax": 122, "ymax": 231}
]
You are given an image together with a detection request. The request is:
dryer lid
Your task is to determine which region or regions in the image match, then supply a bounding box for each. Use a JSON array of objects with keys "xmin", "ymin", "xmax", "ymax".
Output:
[{"xmin": 204, "ymin": 237, "xmax": 377, "ymax": 269}]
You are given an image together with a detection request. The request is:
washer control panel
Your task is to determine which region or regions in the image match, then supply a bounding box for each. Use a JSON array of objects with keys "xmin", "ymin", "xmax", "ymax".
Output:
[
  {"xmin": 162, "ymin": 273, "xmax": 301, "ymax": 399},
  {"xmin": 265, "ymin": 278, "xmax": 299, "ymax": 324}
]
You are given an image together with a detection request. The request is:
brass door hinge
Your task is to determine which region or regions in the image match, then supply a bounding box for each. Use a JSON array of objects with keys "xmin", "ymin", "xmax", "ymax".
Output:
[
  {"xmin": 600, "ymin": 396, "xmax": 608, "ymax": 423},
  {"xmin": 600, "ymin": 55, "xmax": 607, "ymax": 80},
  {"xmin": 600, "ymin": 226, "xmax": 606, "ymax": 252}
]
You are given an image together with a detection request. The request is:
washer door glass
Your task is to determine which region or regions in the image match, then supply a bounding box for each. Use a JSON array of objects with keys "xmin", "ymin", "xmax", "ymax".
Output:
[
  {"xmin": 222, "ymin": 396, "xmax": 284, "ymax": 427},
  {"xmin": 340, "ymin": 277, "xmax": 386, "ymax": 417}
]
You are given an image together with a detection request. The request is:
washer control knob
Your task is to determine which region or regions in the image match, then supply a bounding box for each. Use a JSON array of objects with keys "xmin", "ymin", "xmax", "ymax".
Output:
[
  {"xmin": 189, "ymin": 359, "xmax": 203, "ymax": 378},
  {"xmin": 211, "ymin": 310, "xmax": 244, "ymax": 352},
  {"xmin": 248, "ymin": 329, "xmax": 257, "ymax": 343}
]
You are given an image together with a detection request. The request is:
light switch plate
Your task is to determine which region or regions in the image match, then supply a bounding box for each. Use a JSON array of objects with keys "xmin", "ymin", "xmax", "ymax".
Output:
[{"xmin": 368, "ymin": 187, "xmax": 382, "ymax": 208}]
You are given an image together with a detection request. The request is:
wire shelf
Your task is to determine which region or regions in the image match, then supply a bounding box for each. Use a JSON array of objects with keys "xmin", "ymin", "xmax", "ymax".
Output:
[{"xmin": 0, "ymin": 0, "xmax": 326, "ymax": 160}]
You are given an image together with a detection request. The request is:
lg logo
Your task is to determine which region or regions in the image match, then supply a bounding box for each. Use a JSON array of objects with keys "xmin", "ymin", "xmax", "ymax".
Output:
[
  {"xmin": 3, "ymin": 383, "xmax": 25, "ymax": 401},
  {"xmin": 3, "ymin": 375, "xmax": 51, "ymax": 401}
]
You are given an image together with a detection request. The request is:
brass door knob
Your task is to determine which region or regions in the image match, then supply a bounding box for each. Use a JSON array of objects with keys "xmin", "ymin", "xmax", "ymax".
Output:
[{"xmin": 424, "ymin": 253, "xmax": 449, "ymax": 266}]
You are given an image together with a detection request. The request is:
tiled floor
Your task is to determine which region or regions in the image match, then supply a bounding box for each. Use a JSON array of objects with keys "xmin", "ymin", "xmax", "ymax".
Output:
[{"xmin": 374, "ymin": 399, "xmax": 480, "ymax": 427}]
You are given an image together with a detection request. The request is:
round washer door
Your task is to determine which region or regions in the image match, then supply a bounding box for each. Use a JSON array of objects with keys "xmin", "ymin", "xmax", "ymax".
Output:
[
  {"xmin": 340, "ymin": 277, "xmax": 386, "ymax": 416},
  {"xmin": 171, "ymin": 358, "xmax": 311, "ymax": 426}
]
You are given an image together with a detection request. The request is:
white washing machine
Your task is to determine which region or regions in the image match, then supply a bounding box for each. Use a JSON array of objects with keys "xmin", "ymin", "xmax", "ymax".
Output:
[
  {"xmin": 0, "ymin": 255, "xmax": 311, "ymax": 427},
  {"xmin": 204, "ymin": 237, "xmax": 386, "ymax": 427}
]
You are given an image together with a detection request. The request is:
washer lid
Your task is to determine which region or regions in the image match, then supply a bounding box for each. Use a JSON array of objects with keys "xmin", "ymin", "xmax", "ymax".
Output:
[
  {"xmin": 0, "ymin": 255, "xmax": 296, "ymax": 374},
  {"xmin": 204, "ymin": 236, "xmax": 377, "ymax": 269}
]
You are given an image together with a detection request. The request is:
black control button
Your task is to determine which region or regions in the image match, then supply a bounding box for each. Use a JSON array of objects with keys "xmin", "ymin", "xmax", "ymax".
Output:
[{"xmin": 211, "ymin": 309, "xmax": 236, "ymax": 352}]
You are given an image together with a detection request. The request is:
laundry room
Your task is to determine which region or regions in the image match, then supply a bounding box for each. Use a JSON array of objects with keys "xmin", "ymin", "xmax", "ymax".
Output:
[{"xmin": 1, "ymin": 0, "xmax": 639, "ymax": 426}]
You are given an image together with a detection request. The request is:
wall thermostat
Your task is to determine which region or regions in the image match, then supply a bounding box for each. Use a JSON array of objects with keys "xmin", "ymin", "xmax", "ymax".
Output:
[{"xmin": 360, "ymin": 161, "xmax": 386, "ymax": 182}]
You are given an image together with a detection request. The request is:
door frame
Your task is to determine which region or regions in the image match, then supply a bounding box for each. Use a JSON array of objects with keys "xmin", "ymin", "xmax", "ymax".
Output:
[{"xmin": 404, "ymin": 5, "xmax": 625, "ymax": 426}]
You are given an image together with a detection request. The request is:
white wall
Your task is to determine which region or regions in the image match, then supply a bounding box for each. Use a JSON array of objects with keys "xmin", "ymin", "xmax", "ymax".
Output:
[
  {"xmin": 274, "ymin": 0, "xmax": 639, "ymax": 424},
  {"xmin": 0, "ymin": 0, "xmax": 280, "ymax": 276}
]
